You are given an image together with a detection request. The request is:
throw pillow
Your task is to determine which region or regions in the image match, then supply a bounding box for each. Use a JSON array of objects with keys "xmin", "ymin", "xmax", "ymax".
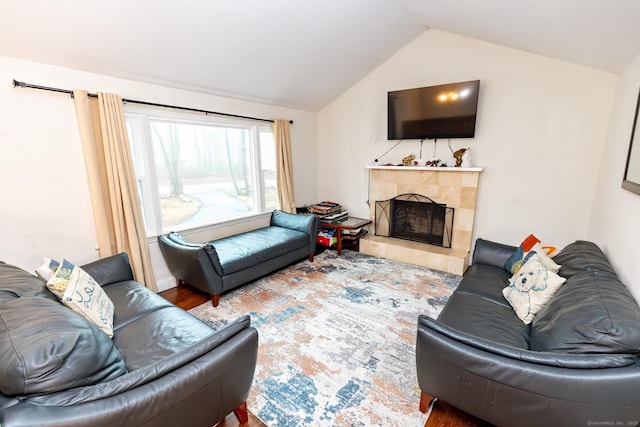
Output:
[
  {"xmin": 35, "ymin": 257, "xmax": 60, "ymax": 281},
  {"xmin": 529, "ymin": 242, "xmax": 560, "ymax": 273},
  {"xmin": 504, "ymin": 234, "xmax": 559, "ymax": 274},
  {"xmin": 46, "ymin": 258, "xmax": 75, "ymax": 298},
  {"xmin": 504, "ymin": 246, "xmax": 526, "ymax": 274},
  {"xmin": 520, "ymin": 233, "xmax": 559, "ymax": 257},
  {"xmin": 47, "ymin": 260, "xmax": 115, "ymax": 338},
  {"xmin": 502, "ymin": 253, "xmax": 566, "ymax": 324},
  {"xmin": 520, "ymin": 234, "xmax": 541, "ymax": 252}
]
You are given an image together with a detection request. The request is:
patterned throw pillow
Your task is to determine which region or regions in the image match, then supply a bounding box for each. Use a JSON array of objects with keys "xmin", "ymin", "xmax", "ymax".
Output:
[
  {"xmin": 529, "ymin": 242, "xmax": 560, "ymax": 272},
  {"xmin": 504, "ymin": 246, "xmax": 527, "ymax": 274},
  {"xmin": 46, "ymin": 259, "xmax": 75, "ymax": 298},
  {"xmin": 47, "ymin": 260, "xmax": 115, "ymax": 338},
  {"xmin": 504, "ymin": 234, "xmax": 559, "ymax": 274},
  {"xmin": 502, "ymin": 253, "xmax": 566, "ymax": 324},
  {"xmin": 35, "ymin": 257, "xmax": 60, "ymax": 281}
]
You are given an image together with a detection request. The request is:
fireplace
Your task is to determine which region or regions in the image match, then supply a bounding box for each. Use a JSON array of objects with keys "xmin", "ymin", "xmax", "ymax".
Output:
[
  {"xmin": 375, "ymin": 193, "xmax": 454, "ymax": 248},
  {"xmin": 361, "ymin": 165, "xmax": 483, "ymax": 275}
]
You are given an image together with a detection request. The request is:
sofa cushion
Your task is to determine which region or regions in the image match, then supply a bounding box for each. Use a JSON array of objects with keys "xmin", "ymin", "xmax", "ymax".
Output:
[
  {"xmin": 452, "ymin": 263, "xmax": 512, "ymax": 308},
  {"xmin": 553, "ymin": 240, "xmax": 617, "ymax": 279},
  {"xmin": 438, "ymin": 291, "xmax": 530, "ymax": 350},
  {"xmin": 0, "ymin": 262, "xmax": 57, "ymax": 303},
  {"xmin": 104, "ymin": 280, "xmax": 175, "ymax": 329},
  {"xmin": 420, "ymin": 315, "xmax": 636, "ymax": 369},
  {"xmin": 113, "ymin": 305, "xmax": 216, "ymax": 371},
  {"xmin": 212, "ymin": 226, "xmax": 309, "ymax": 274},
  {"xmin": 81, "ymin": 253, "xmax": 135, "ymax": 287},
  {"xmin": 0, "ymin": 297, "xmax": 127, "ymax": 396},
  {"xmin": 531, "ymin": 272, "xmax": 640, "ymax": 354}
]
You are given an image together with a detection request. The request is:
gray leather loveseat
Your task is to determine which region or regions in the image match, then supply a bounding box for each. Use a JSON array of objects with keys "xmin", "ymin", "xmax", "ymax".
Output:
[
  {"xmin": 417, "ymin": 239, "xmax": 640, "ymax": 426},
  {"xmin": 159, "ymin": 209, "xmax": 319, "ymax": 307},
  {"xmin": 0, "ymin": 253, "xmax": 258, "ymax": 427}
]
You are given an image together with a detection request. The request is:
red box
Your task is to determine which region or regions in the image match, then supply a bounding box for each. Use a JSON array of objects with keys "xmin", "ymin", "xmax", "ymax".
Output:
[{"xmin": 317, "ymin": 236, "xmax": 337, "ymax": 246}]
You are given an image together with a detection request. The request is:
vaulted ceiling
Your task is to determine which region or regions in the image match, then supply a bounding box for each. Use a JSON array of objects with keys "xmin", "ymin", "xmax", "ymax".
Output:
[{"xmin": 2, "ymin": 0, "xmax": 639, "ymax": 110}]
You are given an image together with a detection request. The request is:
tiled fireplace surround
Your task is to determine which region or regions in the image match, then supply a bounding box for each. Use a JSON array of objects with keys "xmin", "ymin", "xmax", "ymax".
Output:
[{"xmin": 360, "ymin": 166, "xmax": 483, "ymax": 275}]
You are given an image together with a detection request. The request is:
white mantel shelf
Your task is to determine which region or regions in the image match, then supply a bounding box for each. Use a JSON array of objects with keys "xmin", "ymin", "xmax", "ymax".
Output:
[{"xmin": 366, "ymin": 165, "xmax": 483, "ymax": 172}]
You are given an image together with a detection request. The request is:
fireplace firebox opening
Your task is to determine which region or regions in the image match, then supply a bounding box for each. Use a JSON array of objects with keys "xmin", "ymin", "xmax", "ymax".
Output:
[{"xmin": 374, "ymin": 193, "xmax": 454, "ymax": 248}]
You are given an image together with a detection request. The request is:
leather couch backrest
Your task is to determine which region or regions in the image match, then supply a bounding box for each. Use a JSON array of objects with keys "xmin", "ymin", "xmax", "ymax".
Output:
[
  {"xmin": 552, "ymin": 240, "xmax": 618, "ymax": 279},
  {"xmin": 471, "ymin": 238, "xmax": 518, "ymax": 269},
  {"xmin": 530, "ymin": 241, "xmax": 640, "ymax": 354}
]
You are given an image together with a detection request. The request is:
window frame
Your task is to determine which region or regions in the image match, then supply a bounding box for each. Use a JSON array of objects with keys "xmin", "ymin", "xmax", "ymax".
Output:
[{"xmin": 124, "ymin": 106, "xmax": 278, "ymax": 237}]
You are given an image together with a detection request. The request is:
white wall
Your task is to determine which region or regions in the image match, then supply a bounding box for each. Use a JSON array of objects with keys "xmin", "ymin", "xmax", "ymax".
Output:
[
  {"xmin": 588, "ymin": 52, "xmax": 640, "ymax": 300},
  {"xmin": 0, "ymin": 56, "xmax": 318, "ymax": 290},
  {"xmin": 318, "ymin": 30, "xmax": 617, "ymax": 251}
]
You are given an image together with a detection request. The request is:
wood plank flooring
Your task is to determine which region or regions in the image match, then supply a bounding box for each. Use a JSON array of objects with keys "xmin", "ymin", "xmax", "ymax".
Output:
[{"xmin": 160, "ymin": 284, "xmax": 490, "ymax": 427}]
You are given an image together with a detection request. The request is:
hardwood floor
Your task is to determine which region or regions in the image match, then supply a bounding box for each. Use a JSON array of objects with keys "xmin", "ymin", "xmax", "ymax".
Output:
[
  {"xmin": 425, "ymin": 401, "xmax": 493, "ymax": 427},
  {"xmin": 215, "ymin": 411, "xmax": 267, "ymax": 427},
  {"xmin": 160, "ymin": 284, "xmax": 490, "ymax": 427}
]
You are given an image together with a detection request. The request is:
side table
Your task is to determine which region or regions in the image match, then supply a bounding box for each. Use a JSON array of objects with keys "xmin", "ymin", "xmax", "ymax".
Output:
[{"xmin": 318, "ymin": 217, "xmax": 372, "ymax": 255}]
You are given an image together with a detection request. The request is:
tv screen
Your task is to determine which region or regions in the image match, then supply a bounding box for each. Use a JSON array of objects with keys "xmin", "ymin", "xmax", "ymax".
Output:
[{"xmin": 388, "ymin": 80, "xmax": 480, "ymax": 140}]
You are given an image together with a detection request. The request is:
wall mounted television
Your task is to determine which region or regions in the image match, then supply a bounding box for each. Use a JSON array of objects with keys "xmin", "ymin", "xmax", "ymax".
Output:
[{"xmin": 387, "ymin": 80, "xmax": 480, "ymax": 140}]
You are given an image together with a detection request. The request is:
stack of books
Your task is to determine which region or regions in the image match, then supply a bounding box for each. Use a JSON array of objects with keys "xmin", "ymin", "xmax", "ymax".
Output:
[
  {"xmin": 306, "ymin": 201, "xmax": 348, "ymax": 223},
  {"xmin": 342, "ymin": 227, "xmax": 363, "ymax": 236},
  {"xmin": 317, "ymin": 227, "xmax": 338, "ymax": 246}
]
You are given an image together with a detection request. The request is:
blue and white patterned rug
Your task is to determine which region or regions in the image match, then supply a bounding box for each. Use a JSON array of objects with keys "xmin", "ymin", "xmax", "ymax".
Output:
[{"xmin": 189, "ymin": 249, "xmax": 460, "ymax": 427}]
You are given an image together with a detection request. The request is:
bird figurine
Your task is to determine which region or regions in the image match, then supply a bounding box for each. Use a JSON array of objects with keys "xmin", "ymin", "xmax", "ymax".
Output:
[{"xmin": 453, "ymin": 148, "xmax": 468, "ymax": 167}]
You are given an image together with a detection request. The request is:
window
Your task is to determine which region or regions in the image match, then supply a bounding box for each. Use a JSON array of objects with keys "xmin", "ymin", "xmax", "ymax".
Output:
[{"xmin": 125, "ymin": 108, "xmax": 278, "ymax": 236}]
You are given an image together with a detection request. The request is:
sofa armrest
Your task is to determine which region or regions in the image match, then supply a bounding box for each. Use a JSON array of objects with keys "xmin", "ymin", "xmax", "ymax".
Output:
[
  {"xmin": 270, "ymin": 210, "xmax": 319, "ymax": 238},
  {"xmin": 271, "ymin": 210, "xmax": 319, "ymax": 254},
  {"xmin": 161, "ymin": 232, "xmax": 223, "ymax": 276},
  {"xmin": 1, "ymin": 315, "xmax": 258, "ymax": 427},
  {"xmin": 18, "ymin": 315, "xmax": 256, "ymax": 407},
  {"xmin": 471, "ymin": 238, "xmax": 517, "ymax": 269},
  {"xmin": 81, "ymin": 253, "xmax": 134, "ymax": 287},
  {"xmin": 418, "ymin": 315, "xmax": 635, "ymax": 369}
]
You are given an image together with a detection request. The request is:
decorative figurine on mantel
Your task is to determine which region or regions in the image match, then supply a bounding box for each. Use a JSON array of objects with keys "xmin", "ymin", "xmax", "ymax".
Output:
[
  {"xmin": 402, "ymin": 153, "xmax": 415, "ymax": 166},
  {"xmin": 453, "ymin": 148, "xmax": 469, "ymax": 167}
]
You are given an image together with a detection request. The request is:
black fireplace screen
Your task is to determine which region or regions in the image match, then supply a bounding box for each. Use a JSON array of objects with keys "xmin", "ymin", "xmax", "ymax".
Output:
[{"xmin": 375, "ymin": 193, "xmax": 454, "ymax": 248}]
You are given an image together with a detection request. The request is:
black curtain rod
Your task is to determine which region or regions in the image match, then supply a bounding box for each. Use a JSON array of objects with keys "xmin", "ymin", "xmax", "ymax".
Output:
[{"xmin": 12, "ymin": 79, "xmax": 293, "ymax": 124}]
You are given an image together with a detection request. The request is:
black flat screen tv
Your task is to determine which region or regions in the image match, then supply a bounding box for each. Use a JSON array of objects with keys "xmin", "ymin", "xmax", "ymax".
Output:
[{"xmin": 388, "ymin": 80, "xmax": 480, "ymax": 140}]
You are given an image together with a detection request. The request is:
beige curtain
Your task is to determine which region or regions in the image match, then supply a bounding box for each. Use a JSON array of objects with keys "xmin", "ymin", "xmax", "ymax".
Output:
[
  {"xmin": 74, "ymin": 90, "xmax": 157, "ymax": 291},
  {"xmin": 273, "ymin": 119, "xmax": 296, "ymax": 213}
]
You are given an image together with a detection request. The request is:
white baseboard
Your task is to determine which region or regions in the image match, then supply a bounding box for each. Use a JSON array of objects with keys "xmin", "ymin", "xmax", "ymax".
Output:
[{"xmin": 156, "ymin": 276, "xmax": 177, "ymax": 293}]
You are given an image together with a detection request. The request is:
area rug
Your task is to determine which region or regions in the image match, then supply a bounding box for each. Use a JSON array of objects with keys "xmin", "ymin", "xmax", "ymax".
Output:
[{"xmin": 188, "ymin": 249, "xmax": 460, "ymax": 427}]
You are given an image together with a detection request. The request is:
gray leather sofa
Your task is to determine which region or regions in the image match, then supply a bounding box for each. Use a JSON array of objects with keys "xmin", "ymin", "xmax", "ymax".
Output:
[
  {"xmin": 0, "ymin": 253, "xmax": 258, "ymax": 427},
  {"xmin": 158, "ymin": 209, "xmax": 319, "ymax": 307},
  {"xmin": 417, "ymin": 239, "xmax": 640, "ymax": 426}
]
